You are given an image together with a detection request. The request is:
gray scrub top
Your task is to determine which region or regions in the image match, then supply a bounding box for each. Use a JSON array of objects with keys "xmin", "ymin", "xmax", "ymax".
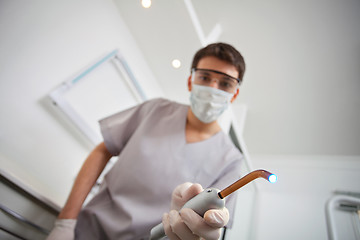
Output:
[{"xmin": 75, "ymin": 98, "xmax": 242, "ymax": 240}]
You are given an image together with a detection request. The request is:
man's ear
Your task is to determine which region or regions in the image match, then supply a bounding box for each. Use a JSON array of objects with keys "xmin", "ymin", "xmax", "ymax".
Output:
[
  {"xmin": 187, "ymin": 76, "xmax": 192, "ymax": 92},
  {"xmin": 230, "ymin": 88, "xmax": 240, "ymax": 103}
]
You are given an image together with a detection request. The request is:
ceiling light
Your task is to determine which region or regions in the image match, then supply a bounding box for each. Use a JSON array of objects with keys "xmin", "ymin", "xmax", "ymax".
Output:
[
  {"xmin": 172, "ymin": 59, "xmax": 181, "ymax": 69},
  {"xmin": 141, "ymin": 0, "xmax": 152, "ymax": 8}
]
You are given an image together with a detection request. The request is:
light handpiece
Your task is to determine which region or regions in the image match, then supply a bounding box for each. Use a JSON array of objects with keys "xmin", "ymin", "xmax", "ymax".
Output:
[{"xmin": 150, "ymin": 169, "xmax": 277, "ymax": 240}]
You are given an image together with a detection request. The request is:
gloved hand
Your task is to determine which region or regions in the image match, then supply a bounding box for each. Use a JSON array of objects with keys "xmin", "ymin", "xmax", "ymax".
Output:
[
  {"xmin": 46, "ymin": 219, "xmax": 77, "ymax": 240},
  {"xmin": 162, "ymin": 182, "xmax": 229, "ymax": 240}
]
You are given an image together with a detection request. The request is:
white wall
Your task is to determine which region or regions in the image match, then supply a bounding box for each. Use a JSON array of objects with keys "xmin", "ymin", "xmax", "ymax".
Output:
[
  {"xmin": 0, "ymin": 0, "xmax": 163, "ymax": 206},
  {"xmin": 224, "ymin": 0, "xmax": 360, "ymax": 155},
  {"xmin": 225, "ymin": 155, "xmax": 360, "ymax": 240}
]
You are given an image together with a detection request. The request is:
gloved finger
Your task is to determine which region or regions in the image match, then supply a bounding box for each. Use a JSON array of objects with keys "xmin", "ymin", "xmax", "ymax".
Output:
[
  {"xmin": 171, "ymin": 182, "xmax": 192, "ymax": 210},
  {"xmin": 203, "ymin": 207, "xmax": 230, "ymax": 228},
  {"xmin": 162, "ymin": 213, "xmax": 181, "ymax": 240},
  {"xmin": 46, "ymin": 219, "xmax": 77, "ymax": 240},
  {"xmin": 168, "ymin": 210, "xmax": 198, "ymax": 240},
  {"xmin": 180, "ymin": 208, "xmax": 221, "ymax": 240},
  {"xmin": 171, "ymin": 183, "xmax": 203, "ymax": 211},
  {"xmin": 182, "ymin": 183, "xmax": 203, "ymax": 202}
]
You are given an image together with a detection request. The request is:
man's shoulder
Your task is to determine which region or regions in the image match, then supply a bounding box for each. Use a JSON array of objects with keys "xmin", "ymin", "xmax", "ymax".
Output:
[
  {"xmin": 143, "ymin": 98, "xmax": 187, "ymax": 112},
  {"xmin": 146, "ymin": 97, "xmax": 184, "ymax": 106}
]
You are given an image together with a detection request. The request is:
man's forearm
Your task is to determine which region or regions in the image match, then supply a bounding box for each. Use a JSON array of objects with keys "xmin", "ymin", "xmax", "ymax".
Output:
[{"xmin": 58, "ymin": 142, "xmax": 112, "ymax": 219}]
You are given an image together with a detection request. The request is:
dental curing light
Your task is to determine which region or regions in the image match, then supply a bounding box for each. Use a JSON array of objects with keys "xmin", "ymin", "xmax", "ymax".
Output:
[{"xmin": 150, "ymin": 169, "xmax": 277, "ymax": 240}]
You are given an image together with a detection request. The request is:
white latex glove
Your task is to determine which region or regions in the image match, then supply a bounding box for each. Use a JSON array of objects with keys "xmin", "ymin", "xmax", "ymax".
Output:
[
  {"xmin": 46, "ymin": 219, "xmax": 77, "ymax": 240},
  {"xmin": 162, "ymin": 182, "xmax": 229, "ymax": 240}
]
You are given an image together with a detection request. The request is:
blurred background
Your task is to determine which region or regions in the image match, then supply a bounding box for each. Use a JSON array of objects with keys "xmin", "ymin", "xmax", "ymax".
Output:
[{"xmin": 0, "ymin": 0, "xmax": 359, "ymax": 239}]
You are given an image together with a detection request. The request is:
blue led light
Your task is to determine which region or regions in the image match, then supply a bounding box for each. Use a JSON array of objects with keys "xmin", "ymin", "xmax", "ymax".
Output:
[{"xmin": 268, "ymin": 174, "xmax": 277, "ymax": 183}]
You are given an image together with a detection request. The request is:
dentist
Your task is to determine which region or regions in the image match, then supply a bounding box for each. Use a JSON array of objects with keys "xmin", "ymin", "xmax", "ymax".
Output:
[{"xmin": 47, "ymin": 42, "xmax": 246, "ymax": 240}]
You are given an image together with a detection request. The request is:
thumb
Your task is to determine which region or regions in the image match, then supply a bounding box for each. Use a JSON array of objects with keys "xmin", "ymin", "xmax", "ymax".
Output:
[{"xmin": 204, "ymin": 208, "xmax": 229, "ymax": 228}]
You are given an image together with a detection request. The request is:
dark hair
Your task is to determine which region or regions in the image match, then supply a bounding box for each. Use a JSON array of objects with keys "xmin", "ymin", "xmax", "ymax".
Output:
[{"xmin": 191, "ymin": 42, "xmax": 246, "ymax": 81}]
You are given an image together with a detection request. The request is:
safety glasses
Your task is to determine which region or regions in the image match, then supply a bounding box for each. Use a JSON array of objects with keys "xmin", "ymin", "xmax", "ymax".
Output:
[{"xmin": 191, "ymin": 68, "xmax": 241, "ymax": 93}]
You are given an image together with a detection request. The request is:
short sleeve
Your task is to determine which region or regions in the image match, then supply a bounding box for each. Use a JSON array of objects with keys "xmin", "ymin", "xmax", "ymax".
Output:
[{"xmin": 99, "ymin": 99, "xmax": 160, "ymax": 156}]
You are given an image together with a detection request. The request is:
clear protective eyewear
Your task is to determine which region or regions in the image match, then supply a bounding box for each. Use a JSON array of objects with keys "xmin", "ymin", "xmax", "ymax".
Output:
[{"xmin": 191, "ymin": 68, "xmax": 241, "ymax": 93}]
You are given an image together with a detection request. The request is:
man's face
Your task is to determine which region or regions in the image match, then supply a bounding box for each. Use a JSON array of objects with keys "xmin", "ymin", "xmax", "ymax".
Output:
[{"xmin": 188, "ymin": 56, "xmax": 240, "ymax": 102}]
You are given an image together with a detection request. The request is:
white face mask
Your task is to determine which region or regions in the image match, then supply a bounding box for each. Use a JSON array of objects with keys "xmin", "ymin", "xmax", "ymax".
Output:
[{"xmin": 190, "ymin": 84, "xmax": 234, "ymax": 123}]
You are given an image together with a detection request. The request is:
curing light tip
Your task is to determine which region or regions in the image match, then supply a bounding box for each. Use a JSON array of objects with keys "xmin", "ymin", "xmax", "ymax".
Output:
[{"xmin": 268, "ymin": 174, "xmax": 277, "ymax": 183}]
